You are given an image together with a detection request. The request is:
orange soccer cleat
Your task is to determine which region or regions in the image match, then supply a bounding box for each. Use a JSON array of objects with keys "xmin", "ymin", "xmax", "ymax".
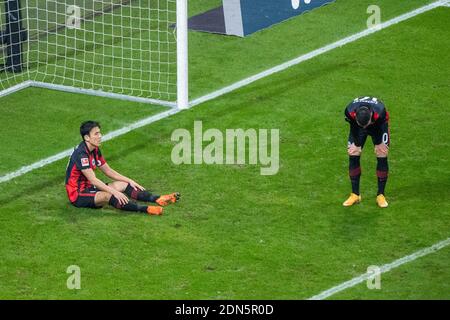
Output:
[
  {"xmin": 147, "ymin": 206, "xmax": 163, "ymax": 215},
  {"xmin": 376, "ymin": 194, "xmax": 389, "ymax": 208},
  {"xmin": 156, "ymin": 192, "xmax": 181, "ymax": 206},
  {"xmin": 343, "ymin": 193, "xmax": 362, "ymax": 207}
]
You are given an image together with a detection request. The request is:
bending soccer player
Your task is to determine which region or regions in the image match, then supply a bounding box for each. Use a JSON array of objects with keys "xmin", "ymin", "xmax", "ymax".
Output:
[
  {"xmin": 65, "ymin": 121, "xmax": 180, "ymax": 215},
  {"xmin": 343, "ymin": 97, "xmax": 390, "ymax": 208}
]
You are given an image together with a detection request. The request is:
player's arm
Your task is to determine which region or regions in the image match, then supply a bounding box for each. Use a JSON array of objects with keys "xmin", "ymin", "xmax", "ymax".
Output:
[
  {"xmin": 99, "ymin": 163, "xmax": 145, "ymax": 191},
  {"xmin": 373, "ymin": 109, "xmax": 389, "ymax": 156},
  {"xmin": 81, "ymin": 168, "xmax": 129, "ymax": 204},
  {"xmin": 345, "ymin": 108, "xmax": 362, "ymax": 147},
  {"xmin": 374, "ymin": 107, "xmax": 387, "ymax": 124},
  {"xmin": 349, "ymin": 122, "xmax": 362, "ymax": 146},
  {"xmin": 371, "ymin": 108, "xmax": 388, "ymax": 137}
]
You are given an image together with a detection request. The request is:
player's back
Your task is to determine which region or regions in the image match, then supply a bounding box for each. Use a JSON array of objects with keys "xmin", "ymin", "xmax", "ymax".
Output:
[
  {"xmin": 345, "ymin": 96, "xmax": 388, "ymax": 123},
  {"xmin": 346, "ymin": 96, "xmax": 386, "ymax": 113}
]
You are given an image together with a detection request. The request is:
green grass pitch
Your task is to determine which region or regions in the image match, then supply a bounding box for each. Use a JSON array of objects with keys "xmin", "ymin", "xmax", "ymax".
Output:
[{"xmin": 0, "ymin": 0, "xmax": 449, "ymax": 299}]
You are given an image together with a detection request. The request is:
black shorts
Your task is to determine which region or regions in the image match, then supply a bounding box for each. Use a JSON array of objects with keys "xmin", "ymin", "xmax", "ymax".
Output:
[
  {"xmin": 348, "ymin": 121, "xmax": 390, "ymax": 148},
  {"xmin": 72, "ymin": 186, "xmax": 101, "ymax": 209}
]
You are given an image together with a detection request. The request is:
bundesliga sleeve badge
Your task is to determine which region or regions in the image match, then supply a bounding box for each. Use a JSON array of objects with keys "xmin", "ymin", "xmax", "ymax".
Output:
[{"xmin": 81, "ymin": 158, "xmax": 89, "ymax": 167}]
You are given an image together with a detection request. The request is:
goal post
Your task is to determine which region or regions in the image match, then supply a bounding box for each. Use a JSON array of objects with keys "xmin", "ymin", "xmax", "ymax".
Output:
[
  {"xmin": 0, "ymin": 0, "xmax": 189, "ymax": 109},
  {"xmin": 176, "ymin": 0, "xmax": 188, "ymax": 109}
]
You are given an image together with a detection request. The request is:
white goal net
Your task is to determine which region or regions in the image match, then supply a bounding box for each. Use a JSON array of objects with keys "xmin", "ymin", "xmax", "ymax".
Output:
[{"xmin": 0, "ymin": 0, "xmax": 187, "ymax": 108}]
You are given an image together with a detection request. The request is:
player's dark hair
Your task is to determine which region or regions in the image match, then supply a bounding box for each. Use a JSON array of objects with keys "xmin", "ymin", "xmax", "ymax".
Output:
[
  {"xmin": 356, "ymin": 106, "xmax": 371, "ymax": 127},
  {"xmin": 80, "ymin": 121, "xmax": 101, "ymax": 140}
]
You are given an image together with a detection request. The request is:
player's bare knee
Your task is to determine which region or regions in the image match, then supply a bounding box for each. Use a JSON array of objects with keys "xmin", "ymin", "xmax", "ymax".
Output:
[
  {"xmin": 95, "ymin": 192, "xmax": 112, "ymax": 206},
  {"xmin": 375, "ymin": 147, "xmax": 388, "ymax": 157},
  {"xmin": 347, "ymin": 148, "xmax": 362, "ymax": 156},
  {"xmin": 104, "ymin": 192, "xmax": 113, "ymax": 202}
]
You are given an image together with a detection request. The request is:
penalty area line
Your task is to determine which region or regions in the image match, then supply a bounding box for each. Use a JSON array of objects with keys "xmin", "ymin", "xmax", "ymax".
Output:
[
  {"xmin": 0, "ymin": 0, "xmax": 446, "ymax": 185},
  {"xmin": 308, "ymin": 237, "xmax": 450, "ymax": 300}
]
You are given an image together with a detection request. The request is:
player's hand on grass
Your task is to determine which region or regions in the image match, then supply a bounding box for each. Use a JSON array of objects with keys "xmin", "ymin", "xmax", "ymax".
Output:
[
  {"xmin": 347, "ymin": 143, "xmax": 362, "ymax": 156},
  {"xmin": 113, "ymin": 191, "xmax": 129, "ymax": 205},
  {"xmin": 129, "ymin": 180, "xmax": 145, "ymax": 191}
]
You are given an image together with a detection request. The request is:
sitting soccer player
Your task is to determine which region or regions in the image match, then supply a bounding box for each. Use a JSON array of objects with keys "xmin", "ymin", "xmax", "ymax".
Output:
[
  {"xmin": 65, "ymin": 121, "xmax": 180, "ymax": 215},
  {"xmin": 343, "ymin": 97, "xmax": 390, "ymax": 208}
]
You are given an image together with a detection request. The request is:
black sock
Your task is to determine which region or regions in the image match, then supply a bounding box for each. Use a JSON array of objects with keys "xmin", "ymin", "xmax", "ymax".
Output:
[
  {"xmin": 124, "ymin": 184, "xmax": 160, "ymax": 202},
  {"xmin": 376, "ymin": 157, "xmax": 389, "ymax": 195},
  {"xmin": 109, "ymin": 195, "xmax": 148, "ymax": 213},
  {"xmin": 349, "ymin": 156, "xmax": 361, "ymax": 195}
]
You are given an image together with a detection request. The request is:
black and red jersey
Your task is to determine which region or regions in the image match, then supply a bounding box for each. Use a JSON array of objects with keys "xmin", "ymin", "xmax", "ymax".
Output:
[
  {"xmin": 344, "ymin": 96, "xmax": 389, "ymax": 125},
  {"xmin": 344, "ymin": 97, "xmax": 391, "ymax": 147},
  {"xmin": 65, "ymin": 141, "xmax": 107, "ymax": 203}
]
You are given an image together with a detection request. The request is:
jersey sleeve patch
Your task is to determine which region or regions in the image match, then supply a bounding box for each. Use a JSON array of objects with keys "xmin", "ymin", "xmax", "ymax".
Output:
[
  {"xmin": 79, "ymin": 157, "xmax": 91, "ymax": 169},
  {"xmin": 74, "ymin": 150, "xmax": 92, "ymax": 170},
  {"xmin": 81, "ymin": 158, "xmax": 89, "ymax": 167}
]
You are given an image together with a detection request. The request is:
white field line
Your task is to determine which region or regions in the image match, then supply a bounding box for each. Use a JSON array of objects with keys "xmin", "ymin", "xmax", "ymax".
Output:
[
  {"xmin": 0, "ymin": 0, "xmax": 446, "ymax": 184},
  {"xmin": 308, "ymin": 237, "xmax": 450, "ymax": 300}
]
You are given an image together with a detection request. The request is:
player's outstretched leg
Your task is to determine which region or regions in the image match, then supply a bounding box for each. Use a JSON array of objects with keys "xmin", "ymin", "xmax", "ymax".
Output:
[
  {"xmin": 343, "ymin": 155, "xmax": 362, "ymax": 206},
  {"xmin": 108, "ymin": 182, "xmax": 163, "ymax": 213},
  {"xmin": 94, "ymin": 191, "xmax": 163, "ymax": 215},
  {"xmin": 376, "ymin": 157, "xmax": 389, "ymax": 208},
  {"xmin": 108, "ymin": 194, "xmax": 163, "ymax": 215},
  {"xmin": 122, "ymin": 183, "xmax": 160, "ymax": 202},
  {"xmin": 122, "ymin": 183, "xmax": 180, "ymax": 206}
]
